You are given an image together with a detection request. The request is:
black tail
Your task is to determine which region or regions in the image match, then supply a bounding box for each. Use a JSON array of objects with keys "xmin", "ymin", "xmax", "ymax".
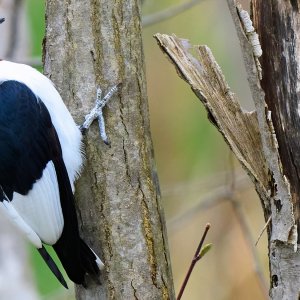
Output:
[
  {"xmin": 38, "ymin": 246, "xmax": 68, "ymax": 289},
  {"xmin": 50, "ymin": 129, "xmax": 101, "ymax": 286},
  {"xmin": 53, "ymin": 236, "xmax": 100, "ymax": 285}
]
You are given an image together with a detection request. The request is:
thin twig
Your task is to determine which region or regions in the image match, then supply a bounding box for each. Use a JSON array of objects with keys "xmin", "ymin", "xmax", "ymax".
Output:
[
  {"xmin": 167, "ymin": 173, "xmax": 251, "ymax": 232},
  {"xmin": 227, "ymin": 156, "xmax": 268, "ymax": 299},
  {"xmin": 163, "ymin": 170, "xmax": 247, "ymax": 198},
  {"xmin": 230, "ymin": 198, "xmax": 268, "ymax": 299},
  {"xmin": 177, "ymin": 223, "xmax": 211, "ymax": 300},
  {"xmin": 255, "ymin": 216, "xmax": 271, "ymax": 246},
  {"xmin": 142, "ymin": 0, "xmax": 203, "ymax": 27}
]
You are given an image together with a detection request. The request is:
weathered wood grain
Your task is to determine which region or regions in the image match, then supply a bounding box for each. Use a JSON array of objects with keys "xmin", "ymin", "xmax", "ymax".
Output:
[{"xmin": 155, "ymin": 0, "xmax": 300, "ymax": 296}]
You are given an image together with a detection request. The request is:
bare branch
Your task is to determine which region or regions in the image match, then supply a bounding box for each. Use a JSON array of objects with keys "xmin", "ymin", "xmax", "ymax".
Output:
[
  {"xmin": 229, "ymin": 197, "xmax": 268, "ymax": 298},
  {"xmin": 255, "ymin": 216, "xmax": 271, "ymax": 247},
  {"xmin": 167, "ymin": 173, "xmax": 250, "ymax": 232},
  {"xmin": 142, "ymin": 0, "xmax": 203, "ymax": 27},
  {"xmin": 176, "ymin": 223, "xmax": 211, "ymax": 300}
]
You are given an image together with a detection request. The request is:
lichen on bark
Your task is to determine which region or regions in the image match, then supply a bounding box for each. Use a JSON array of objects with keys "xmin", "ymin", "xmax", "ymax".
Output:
[{"xmin": 44, "ymin": 0, "xmax": 175, "ymax": 299}]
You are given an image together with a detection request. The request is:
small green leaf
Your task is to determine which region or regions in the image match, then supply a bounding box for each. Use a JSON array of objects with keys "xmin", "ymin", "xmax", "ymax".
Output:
[{"xmin": 198, "ymin": 243, "xmax": 212, "ymax": 259}]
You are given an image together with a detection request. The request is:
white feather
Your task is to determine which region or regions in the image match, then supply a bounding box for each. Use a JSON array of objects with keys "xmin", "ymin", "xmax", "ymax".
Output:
[
  {"xmin": 90, "ymin": 248, "xmax": 105, "ymax": 270},
  {"xmin": 10, "ymin": 161, "xmax": 64, "ymax": 245},
  {"xmin": 0, "ymin": 200, "xmax": 42, "ymax": 248},
  {"xmin": 0, "ymin": 60, "xmax": 83, "ymax": 187}
]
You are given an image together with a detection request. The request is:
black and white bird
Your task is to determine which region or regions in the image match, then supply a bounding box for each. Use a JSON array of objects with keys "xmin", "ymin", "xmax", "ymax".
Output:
[{"xmin": 0, "ymin": 60, "xmax": 105, "ymax": 288}]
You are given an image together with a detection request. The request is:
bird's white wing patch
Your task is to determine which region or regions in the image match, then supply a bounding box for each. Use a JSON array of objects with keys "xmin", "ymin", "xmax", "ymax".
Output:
[
  {"xmin": 11, "ymin": 161, "xmax": 64, "ymax": 246},
  {"xmin": 0, "ymin": 200, "xmax": 42, "ymax": 248}
]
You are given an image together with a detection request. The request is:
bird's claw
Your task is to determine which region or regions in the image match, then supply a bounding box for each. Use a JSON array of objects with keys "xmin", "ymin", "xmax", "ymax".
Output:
[{"xmin": 80, "ymin": 84, "xmax": 120, "ymax": 144}]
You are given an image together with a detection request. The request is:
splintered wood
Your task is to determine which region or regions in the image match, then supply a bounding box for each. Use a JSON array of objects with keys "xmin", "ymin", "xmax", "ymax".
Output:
[
  {"xmin": 154, "ymin": 33, "xmax": 268, "ymax": 192},
  {"xmin": 155, "ymin": 1, "xmax": 300, "ymax": 295}
]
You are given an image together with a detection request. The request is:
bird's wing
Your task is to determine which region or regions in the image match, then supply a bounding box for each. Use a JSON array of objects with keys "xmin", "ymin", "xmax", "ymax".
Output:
[
  {"xmin": 0, "ymin": 80, "xmax": 70, "ymax": 287},
  {"xmin": 11, "ymin": 161, "xmax": 64, "ymax": 245},
  {"xmin": 0, "ymin": 198, "xmax": 42, "ymax": 248},
  {"xmin": 0, "ymin": 80, "xmax": 64, "ymax": 244}
]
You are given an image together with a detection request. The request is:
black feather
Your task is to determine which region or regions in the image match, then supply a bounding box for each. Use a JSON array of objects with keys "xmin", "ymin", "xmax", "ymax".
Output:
[
  {"xmin": 0, "ymin": 80, "xmax": 52, "ymax": 199},
  {"xmin": 38, "ymin": 246, "xmax": 68, "ymax": 289},
  {"xmin": 51, "ymin": 147, "xmax": 99, "ymax": 284}
]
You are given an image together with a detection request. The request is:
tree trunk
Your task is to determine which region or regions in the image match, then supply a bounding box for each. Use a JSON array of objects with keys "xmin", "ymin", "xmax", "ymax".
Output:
[
  {"xmin": 43, "ymin": 1, "xmax": 174, "ymax": 299},
  {"xmin": 251, "ymin": 1, "xmax": 300, "ymax": 299}
]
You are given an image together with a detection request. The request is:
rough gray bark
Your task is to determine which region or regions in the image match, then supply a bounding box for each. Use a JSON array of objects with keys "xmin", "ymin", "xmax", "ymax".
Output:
[
  {"xmin": 250, "ymin": 1, "xmax": 300, "ymax": 298},
  {"xmin": 43, "ymin": 1, "xmax": 174, "ymax": 299},
  {"xmin": 155, "ymin": 0, "xmax": 300, "ymax": 299}
]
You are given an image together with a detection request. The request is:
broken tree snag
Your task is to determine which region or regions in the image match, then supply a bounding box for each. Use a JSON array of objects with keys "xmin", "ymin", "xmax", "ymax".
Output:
[
  {"xmin": 154, "ymin": 33, "xmax": 269, "ymax": 201},
  {"xmin": 251, "ymin": 0, "xmax": 300, "ymax": 234},
  {"xmin": 154, "ymin": 31, "xmax": 300, "ymax": 298},
  {"xmin": 226, "ymin": 1, "xmax": 300, "ymax": 299},
  {"xmin": 226, "ymin": 0, "xmax": 296, "ymax": 245}
]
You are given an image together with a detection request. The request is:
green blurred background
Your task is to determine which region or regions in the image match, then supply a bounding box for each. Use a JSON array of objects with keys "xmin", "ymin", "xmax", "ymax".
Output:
[{"xmin": 11, "ymin": 0, "xmax": 269, "ymax": 299}]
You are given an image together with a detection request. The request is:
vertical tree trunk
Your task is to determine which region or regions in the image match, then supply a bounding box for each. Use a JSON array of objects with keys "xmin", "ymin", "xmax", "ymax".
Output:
[
  {"xmin": 252, "ymin": 0, "xmax": 300, "ymax": 232},
  {"xmin": 251, "ymin": 1, "xmax": 300, "ymax": 299},
  {"xmin": 43, "ymin": 1, "xmax": 174, "ymax": 299}
]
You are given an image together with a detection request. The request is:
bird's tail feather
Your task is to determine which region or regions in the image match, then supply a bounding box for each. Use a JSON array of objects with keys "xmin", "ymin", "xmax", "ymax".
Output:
[
  {"xmin": 79, "ymin": 238, "xmax": 104, "ymax": 274},
  {"xmin": 53, "ymin": 237, "xmax": 103, "ymax": 286},
  {"xmin": 38, "ymin": 245, "xmax": 68, "ymax": 289}
]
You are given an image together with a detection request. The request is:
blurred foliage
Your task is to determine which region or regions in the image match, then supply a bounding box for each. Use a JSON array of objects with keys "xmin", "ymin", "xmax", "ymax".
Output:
[
  {"xmin": 24, "ymin": 0, "xmax": 268, "ymax": 299},
  {"xmin": 26, "ymin": 0, "xmax": 45, "ymax": 57}
]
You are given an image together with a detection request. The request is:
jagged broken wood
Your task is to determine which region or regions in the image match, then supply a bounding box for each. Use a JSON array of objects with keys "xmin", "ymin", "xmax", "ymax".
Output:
[
  {"xmin": 228, "ymin": 1, "xmax": 300, "ymax": 299},
  {"xmin": 154, "ymin": 33, "xmax": 271, "ymax": 210},
  {"xmin": 154, "ymin": 4, "xmax": 300, "ymax": 294}
]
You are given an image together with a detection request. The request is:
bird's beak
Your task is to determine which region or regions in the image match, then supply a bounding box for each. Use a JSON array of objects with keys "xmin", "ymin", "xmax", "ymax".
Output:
[{"xmin": 0, "ymin": 18, "xmax": 5, "ymax": 24}]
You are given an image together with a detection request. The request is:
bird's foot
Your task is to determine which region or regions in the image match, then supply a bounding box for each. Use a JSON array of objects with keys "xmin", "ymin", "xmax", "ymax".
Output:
[{"xmin": 80, "ymin": 84, "xmax": 120, "ymax": 144}]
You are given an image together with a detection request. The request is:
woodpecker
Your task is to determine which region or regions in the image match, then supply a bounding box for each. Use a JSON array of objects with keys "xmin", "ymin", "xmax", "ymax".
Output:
[{"xmin": 0, "ymin": 60, "xmax": 105, "ymax": 288}]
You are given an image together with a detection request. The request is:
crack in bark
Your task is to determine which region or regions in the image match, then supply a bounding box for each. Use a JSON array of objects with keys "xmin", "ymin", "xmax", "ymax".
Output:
[
  {"xmin": 121, "ymin": 138, "xmax": 133, "ymax": 188},
  {"xmin": 90, "ymin": 0, "xmax": 104, "ymax": 85},
  {"xmin": 139, "ymin": 180, "xmax": 158, "ymax": 287},
  {"xmin": 131, "ymin": 280, "xmax": 139, "ymax": 300}
]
